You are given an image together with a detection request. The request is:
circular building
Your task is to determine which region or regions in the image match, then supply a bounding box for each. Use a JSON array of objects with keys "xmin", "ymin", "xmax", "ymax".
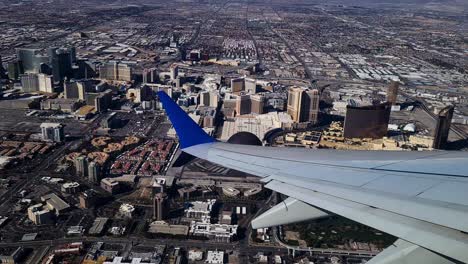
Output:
[{"xmin": 227, "ymin": 132, "xmax": 262, "ymax": 146}]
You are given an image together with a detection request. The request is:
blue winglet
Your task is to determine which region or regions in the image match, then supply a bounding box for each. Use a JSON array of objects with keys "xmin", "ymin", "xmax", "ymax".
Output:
[{"xmin": 158, "ymin": 91, "xmax": 215, "ymax": 149}]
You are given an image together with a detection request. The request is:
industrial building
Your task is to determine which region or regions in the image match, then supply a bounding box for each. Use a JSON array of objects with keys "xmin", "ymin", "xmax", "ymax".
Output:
[
  {"xmin": 189, "ymin": 221, "xmax": 238, "ymax": 242},
  {"xmin": 88, "ymin": 217, "xmax": 109, "ymax": 235},
  {"xmin": 206, "ymin": 250, "xmax": 225, "ymax": 264},
  {"xmin": 148, "ymin": 221, "xmax": 189, "ymax": 236},
  {"xmin": 41, "ymin": 193, "xmax": 70, "ymax": 216}
]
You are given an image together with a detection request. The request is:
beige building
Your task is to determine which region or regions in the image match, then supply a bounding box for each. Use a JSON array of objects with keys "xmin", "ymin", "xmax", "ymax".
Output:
[
  {"xmin": 231, "ymin": 77, "xmax": 245, "ymax": 93},
  {"xmin": 38, "ymin": 74, "xmax": 54, "ymax": 93},
  {"xmin": 199, "ymin": 91, "xmax": 219, "ymax": 107},
  {"xmin": 287, "ymin": 87, "xmax": 319, "ymax": 123},
  {"xmin": 221, "ymin": 112, "xmax": 293, "ymax": 141},
  {"xmin": 250, "ymin": 94, "xmax": 265, "ymax": 114},
  {"xmin": 27, "ymin": 204, "xmax": 53, "ymax": 225},
  {"xmin": 245, "ymin": 78, "xmax": 257, "ymax": 94},
  {"xmin": 99, "ymin": 62, "xmax": 132, "ymax": 81},
  {"xmin": 409, "ymin": 135, "xmax": 434, "ymax": 149},
  {"xmin": 235, "ymin": 94, "xmax": 251, "ymax": 115}
]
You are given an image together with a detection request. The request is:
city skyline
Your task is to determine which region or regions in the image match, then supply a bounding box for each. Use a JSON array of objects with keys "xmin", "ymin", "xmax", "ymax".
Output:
[{"xmin": 0, "ymin": 0, "xmax": 466, "ymax": 263}]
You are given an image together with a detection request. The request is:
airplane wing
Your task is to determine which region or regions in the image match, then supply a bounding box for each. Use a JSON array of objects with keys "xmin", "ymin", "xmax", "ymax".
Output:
[{"xmin": 158, "ymin": 91, "xmax": 468, "ymax": 263}]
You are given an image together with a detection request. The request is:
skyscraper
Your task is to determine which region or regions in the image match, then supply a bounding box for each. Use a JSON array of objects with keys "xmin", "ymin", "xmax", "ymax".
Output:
[
  {"xmin": 250, "ymin": 94, "xmax": 265, "ymax": 114},
  {"xmin": 99, "ymin": 62, "xmax": 132, "ymax": 81},
  {"xmin": 231, "ymin": 77, "xmax": 245, "ymax": 93},
  {"xmin": 143, "ymin": 68, "xmax": 158, "ymax": 83},
  {"xmin": 64, "ymin": 80, "xmax": 90, "ymax": 100},
  {"xmin": 433, "ymin": 105, "xmax": 454, "ymax": 150},
  {"xmin": 387, "ymin": 81, "xmax": 399, "ymax": 105},
  {"xmin": 17, "ymin": 48, "xmax": 48, "ymax": 73},
  {"xmin": 170, "ymin": 64, "xmax": 179, "ymax": 81},
  {"xmin": 88, "ymin": 161, "xmax": 100, "ymax": 183},
  {"xmin": 343, "ymin": 102, "xmax": 391, "ymax": 139},
  {"xmin": 38, "ymin": 74, "xmax": 54, "ymax": 93},
  {"xmin": 51, "ymin": 49, "xmax": 73, "ymax": 83},
  {"xmin": 199, "ymin": 91, "xmax": 219, "ymax": 108},
  {"xmin": 153, "ymin": 193, "xmax": 168, "ymax": 221},
  {"xmin": 287, "ymin": 87, "xmax": 320, "ymax": 123},
  {"xmin": 8, "ymin": 60, "xmax": 23, "ymax": 80},
  {"xmin": 245, "ymin": 78, "xmax": 257, "ymax": 94},
  {"xmin": 0, "ymin": 56, "xmax": 6, "ymax": 78},
  {"xmin": 235, "ymin": 94, "xmax": 251, "ymax": 115},
  {"xmin": 40, "ymin": 122, "xmax": 64, "ymax": 142},
  {"xmin": 75, "ymin": 156, "xmax": 88, "ymax": 177},
  {"xmin": 20, "ymin": 73, "xmax": 40, "ymax": 92}
]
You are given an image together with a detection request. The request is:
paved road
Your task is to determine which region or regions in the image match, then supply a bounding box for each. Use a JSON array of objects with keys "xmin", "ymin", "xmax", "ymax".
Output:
[{"xmin": 0, "ymin": 235, "xmax": 288, "ymax": 255}]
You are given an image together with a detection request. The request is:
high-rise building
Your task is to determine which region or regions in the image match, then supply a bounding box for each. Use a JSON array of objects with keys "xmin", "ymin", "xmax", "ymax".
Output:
[
  {"xmin": 51, "ymin": 49, "xmax": 73, "ymax": 83},
  {"xmin": 287, "ymin": 87, "xmax": 320, "ymax": 123},
  {"xmin": 74, "ymin": 60, "xmax": 97, "ymax": 79},
  {"xmin": 75, "ymin": 156, "xmax": 88, "ymax": 177},
  {"xmin": 143, "ymin": 68, "xmax": 158, "ymax": 83},
  {"xmin": 8, "ymin": 60, "xmax": 23, "ymax": 80},
  {"xmin": 94, "ymin": 89, "xmax": 113, "ymax": 113},
  {"xmin": 199, "ymin": 91, "xmax": 219, "ymax": 108},
  {"xmin": 37, "ymin": 74, "xmax": 54, "ymax": 93},
  {"xmin": 39, "ymin": 63, "xmax": 51, "ymax": 75},
  {"xmin": 88, "ymin": 162, "xmax": 100, "ymax": 183},
  {"xmin": 245, "ymin": 78, "xmax": 257, "ymax": 94},
  {"xmin": 231, "ymin": 77, "xmax": 245, "ymax": 93},
  {"xmin": 69, "ymin": 47, "xmax": 77, "ymax": 63},
  {"xmin": 433, "ymin": 105, "xmax": 454, "ymax": 149},
  {"xmin": 79, "ymin": 190, "xmax": 98, "ymax": 209},
  {"xmin": 127, "ymin": 85, "xmax": 154, "ymax": 103},
  {"xmin": 0, "ymin": 56, "xmax": 6, "ymax": 78},
  {"xmin": 40, "ymin": 123, "xmax": 64, "ymax": 142},
  {"xmin": 99, "ymin": 62, "xmax": 132, "ymax": 81},
  {"xmin": 343, "ymin": 102, "xmax": 391, "ymax": 139},
  {"xmin": 27, "ymin": 204, "xmax": 53, "ymax": 225},
  {"xmin": 170, "ymin": 64, "xmax": 179, "ymax": 81},
  {"xmin": 387, "ymin": 81, "xmax": 399, "ymax": 105},
  {"xmin": 236, "ymin": 94, "xmax": 251, "ymax": 115},
  {"xmin": 64, "ymin": 80, "xmax": 91, "ymax": 100},
  {"xmin": 153, "ymin": 193, "xmax": 168, "ymax": 221},
  {"xmin": 17, "ymin": 48, "xmax": 48, "ymax": 73},
  {"xmin": 20, "ymin": 73, "xmax": 39, "ymax": 92},
  {"xmin": 250, "ymin": 94, "xmax": 265, "ymax": 115}
]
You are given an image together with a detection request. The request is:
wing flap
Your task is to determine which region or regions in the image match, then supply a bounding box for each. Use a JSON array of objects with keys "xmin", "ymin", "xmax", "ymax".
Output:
[
  {"xmin": 266, "ymin": 180, "xmax": 468, "ymax": 264},
  {"xmin": 367, "ymin": 239, "xmax": 458, "ymax": 264},
  {"xmin": 251, "ymin": 197, "xmax": 329, "ymax": 229},
  {"xmin": 265, "ymin": 170, "xmax": 468, "ymax": 233}
]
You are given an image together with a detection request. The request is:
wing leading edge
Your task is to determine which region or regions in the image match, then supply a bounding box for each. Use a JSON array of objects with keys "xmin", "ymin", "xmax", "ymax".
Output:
[{"xmin": 158, "ymin": 91, "xmax": 468, "ymax": 263}]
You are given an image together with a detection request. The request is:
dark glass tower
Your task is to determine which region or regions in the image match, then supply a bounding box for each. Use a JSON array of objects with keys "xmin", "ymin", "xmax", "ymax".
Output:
[{"xmin": 433, "ymin": 105, "xmax": 454, "ymax": 149}]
